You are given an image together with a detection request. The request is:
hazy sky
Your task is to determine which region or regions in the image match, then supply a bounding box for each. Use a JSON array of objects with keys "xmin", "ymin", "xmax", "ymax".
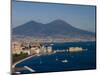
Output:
[{"xmin": 12, "ymin": 1, "xmax": 96, "ymax": 32}]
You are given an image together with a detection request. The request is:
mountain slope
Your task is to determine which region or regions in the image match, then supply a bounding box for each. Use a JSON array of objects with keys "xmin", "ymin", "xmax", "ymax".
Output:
[{"xmin": 12, "ymin": 19, "xmax": 95, "ymax": 39}]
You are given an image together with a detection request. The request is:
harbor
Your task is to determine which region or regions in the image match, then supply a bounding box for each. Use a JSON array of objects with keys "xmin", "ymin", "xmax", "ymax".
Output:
[{"xmin": 12, "ymin": 41, "xmax": 96, "ymax": 74}]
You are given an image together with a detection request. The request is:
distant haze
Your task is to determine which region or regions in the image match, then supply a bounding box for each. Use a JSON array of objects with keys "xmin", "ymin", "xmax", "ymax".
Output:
[{"xmin": 12, "ymin": 1, "xmax": 96, "ymax": 32}]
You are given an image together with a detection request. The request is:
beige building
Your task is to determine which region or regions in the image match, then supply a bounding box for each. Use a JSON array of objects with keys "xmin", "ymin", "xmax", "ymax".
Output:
[
  {"xmin": 30, "ymin": 47, "xmax": 40, "ymax": 55},
  {"xmin": 12, "ymin": 42, "xmax": 22, "ymax": 54},
  {"xmin": 30, "ymin": 43, "xmax": 41, "ymax": 55},
  {"xmin": 47, "ymin": 46, "xmax": 52, "ymax": 53},
  {"xmin": 68, "ymin": 47, "xmax": 83, "ymax": 52},
  {"xmin": 12, "ymin": 41, "xmax": 31, "ymax": 55}
]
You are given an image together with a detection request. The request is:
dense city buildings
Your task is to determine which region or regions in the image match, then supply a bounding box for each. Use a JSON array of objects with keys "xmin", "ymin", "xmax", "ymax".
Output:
[{"xmin": 12, "ymin": 40, "xmax": 53, "ymax": 55}]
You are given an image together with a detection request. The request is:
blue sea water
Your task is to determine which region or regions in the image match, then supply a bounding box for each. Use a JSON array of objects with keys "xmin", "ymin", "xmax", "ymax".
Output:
[{"xmin": 15, "ymin": 41, "xmax": 96, "ymax": 74}]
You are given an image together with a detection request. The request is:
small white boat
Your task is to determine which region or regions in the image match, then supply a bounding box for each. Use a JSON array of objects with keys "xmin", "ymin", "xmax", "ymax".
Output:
[
  {"xmin": 15, "ymin": 72, "xmax": 21, "ymax": 74},
  {"xmin": 56, "ymin": 58, "xmax": 58, "ymax": 61},
  {"xmin": 61, "ymin": 59, "xmax": 68, "ymax": 63}
]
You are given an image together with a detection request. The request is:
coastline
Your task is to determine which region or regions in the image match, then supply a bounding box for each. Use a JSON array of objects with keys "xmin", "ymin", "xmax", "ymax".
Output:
[
  {"xmin": 12, "ymin": 52, "xmax": 54, "ymax": 69},
  {"xmin": 12, "ymin": 54, "xmax": 37, "ymax": 68}
]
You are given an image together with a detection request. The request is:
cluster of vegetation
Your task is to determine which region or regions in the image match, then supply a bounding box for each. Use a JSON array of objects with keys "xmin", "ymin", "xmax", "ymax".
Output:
[{"xmin": 12, "ymin": 52, "xmax": 29, "ymax": 63}]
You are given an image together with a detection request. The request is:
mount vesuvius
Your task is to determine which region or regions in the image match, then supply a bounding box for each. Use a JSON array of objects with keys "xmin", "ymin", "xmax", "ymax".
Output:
[{"xmin": 12, "ymin": 19, "xmax": 95, "ymax": 40}]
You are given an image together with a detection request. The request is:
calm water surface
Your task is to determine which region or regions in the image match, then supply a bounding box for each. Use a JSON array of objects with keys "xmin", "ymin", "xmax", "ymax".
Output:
[{"xmin": 15, "ymin": 41, "xmax": 96, "ymax": 74}]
